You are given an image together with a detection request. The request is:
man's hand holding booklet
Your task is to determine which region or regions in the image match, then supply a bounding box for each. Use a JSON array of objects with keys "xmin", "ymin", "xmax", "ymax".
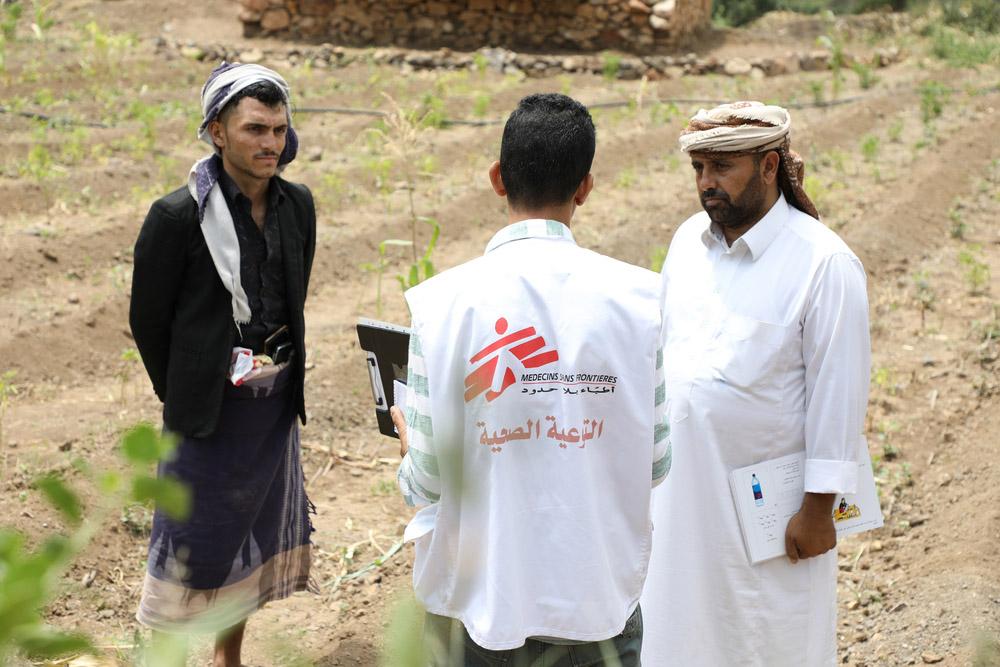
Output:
[{"xmin": 729, "ymin": 446, "xmax": 883, "ymax": 565}]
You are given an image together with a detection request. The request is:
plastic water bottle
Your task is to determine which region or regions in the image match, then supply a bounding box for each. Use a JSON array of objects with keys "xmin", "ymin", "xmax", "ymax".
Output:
[{"xmin": 752, "ymin": 474, "xmax": 764, "ymax": 506}]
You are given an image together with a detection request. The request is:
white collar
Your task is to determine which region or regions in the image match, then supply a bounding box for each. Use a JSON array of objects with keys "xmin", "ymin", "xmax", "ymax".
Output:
[{"xmin": 485, "ymin": 218, "xmax": 576, "ymax": 254}]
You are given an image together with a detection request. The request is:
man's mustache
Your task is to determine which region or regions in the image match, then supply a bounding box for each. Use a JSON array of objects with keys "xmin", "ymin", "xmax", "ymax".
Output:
[{"xmin": 700, "ymin": 189, "xmax": 731, "ymax": 204}]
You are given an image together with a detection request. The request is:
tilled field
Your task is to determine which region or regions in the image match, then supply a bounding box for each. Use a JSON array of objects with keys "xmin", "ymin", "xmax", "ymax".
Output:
[{"xmin": 1, "ymin": 2, "xmax": 999, "ymax": 665}]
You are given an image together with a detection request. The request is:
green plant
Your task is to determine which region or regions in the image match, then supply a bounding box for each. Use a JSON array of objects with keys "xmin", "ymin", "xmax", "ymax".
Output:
[
  {"xmin": 817, "ymin": 13, "xmax": 846, "ymax": 100},
  {"xmin": 877, "ymin": 420, "xmax": 901, "ymax": 460},
  {"xmin": 899, "ymin": 461, "xmax": 913, "ymax": 487},
  {"xmin": 1, "ymin": 1, "xmax": 22, "ymax": 41},
  {"xmin": 930, "ymin": 23, "xmax": 1000, "ymax": 66},
  {"xmin": 860, "ymin": 134, "xmax": 879, "ymax": 163},
  {"xmin": 472, "ymin": 91, "xmax": 491, "ymax": 118},
  {"xmin": 419, "ymin": 92, "xmax": 446, "ymax": 129},
  {"xmin": 33, "ymin": 87, "xmax": 54, "ymax": 106},
  {"xmin": 319, "ymin": 171, "xmax": 347, "ymax": 210},
  {"xmin": 940, "ymin": 0, "xmax": 1000, "ymax": 34},
  {"xmin": 808, "ymin": 80, "xmax": 825, "ymax": 106},
  {"xmin": 120, "ymin": 99, "xmax": 161, "ymax": 157},
  {"xmin": 361, "ymin": 239, "xmax": 411, "ymax": 318},
  {"xmin": 860, "ymin": 134, "xmax": 881, "ymax": 181},
  {"xmin": 79, "ymin": 21, "xmax": 136, "ymax": 76},
  {"xmin": 872, "ymin": 366, "xmax": 896, "ymax": 395},
  {"xmin": 615, "ymin": 167, "xmax": 636, "ymax": 189},
  {"xmin": 887, "ymin": 117, "xmax": 904, "ymax": 143},
  {"xmin": 803, "ymin": 175, "xmax": 831, "ymax": 215},
  {"xmin": 851, "ymin": 62, "xmax": 878, "ymax": 90},
  {"xmin": 976, "ymin": 304, "xmax": 1000, "ymax": 344},
  {"xmin": 120, "ymin": 502, "xmax": 154, "ymax": 536},
  {"xmin": 30, "ymin": 1, "xmax": 55, "ymax": 40},
  {"xmin": 919, "ymin": 80, "xmax": 948, "ymax": 125},
  {"xmin": 974, "ymin": 305, "xmax": 1000, "ymax": 367},
  {"xmin": 817, "ymin": 148, "xmax": 847, "ymax": 174},
  {"xmin": 59, "ymin": 127, "xmax": 89, "ymax": 165},
  {"xmin": 371, "ymin": 479, "xmax": 396, "ymax": 496},
  {"xmin": 649, "ymin": 101, "xmax": 680, "ymax": 126},
  {"xmin": 912, "ymin": 271, "xmax": 936, "ymax": 329},
  {"xmin": 363, "ymin": 156, "xmax": 394, "ymax": 194},
  {"xmin": 0, "ymin": 370, "xmax": 16, "ymax": 450},
  {"xmin": 118, "ymin": 348, "xmax": 140, "ymax": 405},
  {"xmin": 368, "ymin": 94, "xmax": 444, "ymax": 297},
  {"xmin": 601, "ymin": 52, "xmax": 621, "ymax": 81},
  {"xmin": 397, "ymin": 217, "xmax": 440, "ymax": 292},
  {"xmin": 559, "ymin": 74, "xmax": 573, "ymax": 96},
  {"xmin": 418, "ymin": 154, "xmax": 438, "ymax": 176},
  {"xmin": 959, "ymin": 245, "xmax": 991, "ymax": 295},
  {"xmin": 0, "ymin": 424, "xmax": 189, "ymax": 664},
  {"xmin": 21, "ymin": 143, "xmax": 54, "ymax": 180},
  {"xmin": 472, "ymin": 52, "xmax": 488, "ymax": 75},
  {"xmin": 948, "ymin": 206, "xmax": 967, "ymax": 239},
  {"xmin": 650, "ymin": 246, "xmax": 668, "ymax": 273}
]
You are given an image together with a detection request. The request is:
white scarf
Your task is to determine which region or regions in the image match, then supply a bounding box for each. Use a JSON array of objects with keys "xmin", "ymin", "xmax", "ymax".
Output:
[
  {"xmin": 189, "ymin": 62, "xmax": 297, "ymax": 329},
  {"xmin": 678, "ymin": 101, "xmax": 791, "ymax": 154}
]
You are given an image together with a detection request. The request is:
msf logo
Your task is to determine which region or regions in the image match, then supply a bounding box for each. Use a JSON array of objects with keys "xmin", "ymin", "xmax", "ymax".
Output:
[{"xmin": 464, "ymin": 317, "xmax": 559, "ymax": 403}]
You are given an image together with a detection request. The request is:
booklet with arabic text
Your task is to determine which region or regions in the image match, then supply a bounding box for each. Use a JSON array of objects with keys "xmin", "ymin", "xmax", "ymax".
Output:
[{"xmin": 728, "ymin": 447, "xmax": 883, "ymax": 565}]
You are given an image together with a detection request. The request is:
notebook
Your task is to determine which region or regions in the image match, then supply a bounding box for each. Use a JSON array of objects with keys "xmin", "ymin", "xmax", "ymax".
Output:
[{"xmin": 729, "ymin": 445, "xmax": 883, "ymax": 564}]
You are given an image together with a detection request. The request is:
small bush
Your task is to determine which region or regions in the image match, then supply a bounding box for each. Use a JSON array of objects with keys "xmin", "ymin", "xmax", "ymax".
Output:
[
  {"xmin": 601, "ymin": 52, "xmax": 621, "ymax": 81},
  {"xmin": 852, "ymin": 62, "xmax": 879, "ymax": 89},
  {"xmin": 940, "ymin": 0, "xmax": 1000, "ymax": 33},
  {"xmin": 929, "ymin": 24, "xmax": 1000, "ymax": 67}
]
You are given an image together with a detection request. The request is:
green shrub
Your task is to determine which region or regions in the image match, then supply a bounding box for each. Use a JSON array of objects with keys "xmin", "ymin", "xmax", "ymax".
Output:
[
  {"xmin": 929, "ymin": 24, "xmax": 1000, "ymax": 66},
  {"xmin": 0, "ymin": 425, "xmax": 189, "ymax": 664},
  {"xmin": 940, "ymin": 0, "xmax": 1000, "ymax": 33},
  {"xmin": 601, "ymin": 52, "xmax": 621, "ymax": 81}
]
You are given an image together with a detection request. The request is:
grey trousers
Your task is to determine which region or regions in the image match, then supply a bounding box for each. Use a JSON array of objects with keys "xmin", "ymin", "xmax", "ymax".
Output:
[{"xmin": 423, "ymin": 605, "xmax": 643, "ymax": 667}]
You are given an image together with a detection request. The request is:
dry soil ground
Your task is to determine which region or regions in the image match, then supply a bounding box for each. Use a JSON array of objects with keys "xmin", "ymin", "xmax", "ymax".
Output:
[{"xmin": 1, "ymin": 1, "xmax": 999, "ymax": 665}]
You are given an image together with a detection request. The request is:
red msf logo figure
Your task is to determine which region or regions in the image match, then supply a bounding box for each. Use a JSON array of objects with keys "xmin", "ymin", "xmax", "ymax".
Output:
[{"xmin": 464, "ymin": 317, "xmax": 559, "ymax": 403}]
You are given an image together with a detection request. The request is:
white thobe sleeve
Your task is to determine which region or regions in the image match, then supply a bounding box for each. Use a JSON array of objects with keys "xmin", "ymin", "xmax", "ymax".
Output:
[{"xmin": 801, "ymin": 252, "xmax": 871, "ymax": 494}]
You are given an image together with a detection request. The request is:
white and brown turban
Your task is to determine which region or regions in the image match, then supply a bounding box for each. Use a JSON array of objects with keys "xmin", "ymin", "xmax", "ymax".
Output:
[{"xmin": 679, "ymin": 101, "xmax": 818, "ymax": 219}]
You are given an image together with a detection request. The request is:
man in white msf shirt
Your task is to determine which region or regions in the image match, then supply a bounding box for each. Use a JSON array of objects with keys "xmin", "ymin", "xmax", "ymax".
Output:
[{"xmin": 391, "ymin": 93, "xmax": 671, "ymax": 666}]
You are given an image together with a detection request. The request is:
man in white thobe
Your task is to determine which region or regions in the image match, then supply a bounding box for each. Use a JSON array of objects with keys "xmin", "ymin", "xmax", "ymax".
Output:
[{"xmin": 641, "ymin": 102, "xmax": 871, "ymax": 666}]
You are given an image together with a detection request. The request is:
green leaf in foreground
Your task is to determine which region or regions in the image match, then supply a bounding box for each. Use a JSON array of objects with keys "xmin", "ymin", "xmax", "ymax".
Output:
[
  {"xmin": 131, "ymin": 475, "xmax": 190, "ymax": 520},
  {"xmin": 16, "ymin": 626, "xmax": 92, "ymax": 659},
  {"xmin": 122, "ymin": 423, "xmax": 176, "ymax": 465},
  {"xmin": 35, "ymin": 476, "xmax": 82, "ymax": 525}
]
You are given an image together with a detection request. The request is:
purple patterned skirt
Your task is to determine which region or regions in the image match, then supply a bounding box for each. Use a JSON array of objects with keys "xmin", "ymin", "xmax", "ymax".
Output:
[{"xmin": 137, "ymin": 366, "xmax": 314, "ymax": 633}]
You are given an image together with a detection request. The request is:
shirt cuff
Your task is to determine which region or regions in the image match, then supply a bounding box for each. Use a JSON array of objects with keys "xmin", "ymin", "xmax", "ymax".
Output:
[{"xmin": 804, "ymin": 458, "xmax": 858, "ymax": 494}]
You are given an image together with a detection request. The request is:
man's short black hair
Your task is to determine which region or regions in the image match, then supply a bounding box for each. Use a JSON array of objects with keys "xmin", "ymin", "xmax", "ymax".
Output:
[
  {"xmin": 500, "ymin": 93, "xmax": 596, "ymax": 210},
  {"xmin": 218, "ymin": 81, "xmax": 285, "ymax": 123}
]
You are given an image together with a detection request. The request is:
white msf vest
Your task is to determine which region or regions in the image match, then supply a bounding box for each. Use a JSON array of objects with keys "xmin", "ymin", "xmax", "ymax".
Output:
[{"xmin": 404, "ymin": 224, "xmax": 661, "ymax": 650}]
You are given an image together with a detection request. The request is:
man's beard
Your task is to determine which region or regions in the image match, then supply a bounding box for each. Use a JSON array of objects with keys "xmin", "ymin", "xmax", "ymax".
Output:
[{"xmin": 700, "ymin": 172, "xmax": 767, "ymax": 229}]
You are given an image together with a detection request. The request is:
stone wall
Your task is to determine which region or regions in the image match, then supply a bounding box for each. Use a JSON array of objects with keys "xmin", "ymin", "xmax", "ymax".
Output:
[{"xmin": 237, "ymin": 0, "xmax": 713, "ymax": 53}]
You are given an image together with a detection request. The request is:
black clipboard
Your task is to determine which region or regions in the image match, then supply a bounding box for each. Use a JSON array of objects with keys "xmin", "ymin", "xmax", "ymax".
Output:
[{"xmin": 356, "ymin": 318, "xmax": 411, "ymax": 438}]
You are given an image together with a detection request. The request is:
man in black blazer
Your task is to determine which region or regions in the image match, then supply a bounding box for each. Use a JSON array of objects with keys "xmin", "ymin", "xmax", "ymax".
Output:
[
  {"xmin": 129, "ymin": 130, "xmax": 315, "ymax": 438},
  {"xmin": 129, "ymin": 63, "xmax": 315, "ymax": 667}
]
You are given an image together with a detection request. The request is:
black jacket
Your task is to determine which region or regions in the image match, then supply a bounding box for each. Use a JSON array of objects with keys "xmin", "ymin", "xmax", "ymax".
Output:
[{"xmin": 129, "ymin": 178, "xmax": 316, "ymax": 438}]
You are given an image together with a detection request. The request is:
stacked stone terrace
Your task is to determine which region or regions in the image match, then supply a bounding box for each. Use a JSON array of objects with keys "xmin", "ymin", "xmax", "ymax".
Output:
[{"xmin": 238, "ymin": 0, "xmax": 712, "ymax": 52}]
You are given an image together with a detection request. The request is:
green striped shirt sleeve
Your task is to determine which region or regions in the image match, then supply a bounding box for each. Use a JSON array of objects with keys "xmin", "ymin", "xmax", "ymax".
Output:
[
  {"xmin": 397, "ymin": 328, "xmax": 441, "ymax": 507},
  {"xmin": 652, "ymin": 344, "xmax": 672, "ymax": 487}
]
